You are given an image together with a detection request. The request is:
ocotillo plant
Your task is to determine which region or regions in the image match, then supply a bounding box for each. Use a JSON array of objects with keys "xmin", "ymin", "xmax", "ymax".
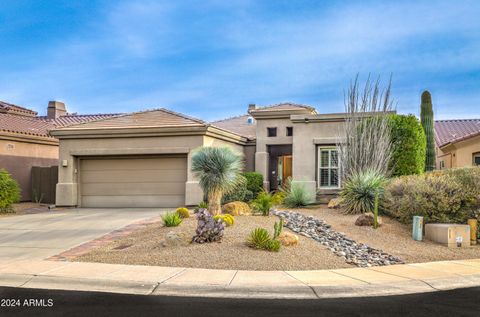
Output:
[{"xmin": 420, "ymin": 91, "xmax": 436, "ymax": 171}]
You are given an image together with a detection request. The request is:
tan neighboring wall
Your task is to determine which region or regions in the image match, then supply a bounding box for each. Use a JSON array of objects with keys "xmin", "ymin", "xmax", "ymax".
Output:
[
  {"xmin": 437, "ymin": 134, "xmax": 480, "ymax": 169},
  {"xmin": 0, "ymin": 136, "xmax": 58, "ymax": 201}
]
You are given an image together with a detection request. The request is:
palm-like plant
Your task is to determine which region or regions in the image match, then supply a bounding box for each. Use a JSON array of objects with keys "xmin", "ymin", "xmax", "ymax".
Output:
[{"xmin": 191, "ymin": 146, "xmax": 244, "ymax": 215}]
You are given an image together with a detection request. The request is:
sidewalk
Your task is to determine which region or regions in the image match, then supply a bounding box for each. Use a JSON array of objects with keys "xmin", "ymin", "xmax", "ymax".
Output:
[{"xmin": 1, "ymin": 259, "xmax": 480, "ymax": 299}]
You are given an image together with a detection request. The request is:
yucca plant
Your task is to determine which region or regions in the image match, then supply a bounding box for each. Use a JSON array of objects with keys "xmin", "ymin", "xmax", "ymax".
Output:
[
  {"xmin": 340, "ymin": 170, "xmax": 387, "ymax": 214},
  {"xmin": 281, "ymin": 177, "xmax": 315, "ymax": 208},
  {"xmin": 246, "ymin": 228, "xmax": 271, "ymax": 249},
  {"xmin": 191, "ymin": 147, "xmax": 244, "ymax": 215},
  {"xmin": 162, "ymin": 212, "xmax": 183, "ymax": 227}
]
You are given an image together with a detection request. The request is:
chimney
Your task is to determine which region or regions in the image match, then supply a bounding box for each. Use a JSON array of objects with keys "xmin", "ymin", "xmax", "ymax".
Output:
[
  {"xmin": 248, "ymin": 103, "xmax": 256, "ymax": 112},
  {"xmin": 47, "ymin": 101, "xmax": 67, "ymax": 119}
]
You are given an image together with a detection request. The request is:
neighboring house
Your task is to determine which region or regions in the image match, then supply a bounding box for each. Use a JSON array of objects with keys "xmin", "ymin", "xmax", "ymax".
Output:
[
  {"xmin": 0, "ymin": 100, "xmax": 118, "ymax": 201},
  {"xmin": 51, "ymin": 102, "xmax": 352, "ymax": 208},
  {"xmin": 435, "ymin": 119, "xmax": 480, "ymax": 169}
]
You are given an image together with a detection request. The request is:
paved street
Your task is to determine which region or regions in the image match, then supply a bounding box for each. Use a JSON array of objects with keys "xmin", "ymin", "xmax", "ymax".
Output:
[
  {"xmin": 1, "ymin": 286, "xmax": 480, "ymax": 317},
  {"xmin": 0, "ymin": 208, "xmax": 163, "ymax": 262}
]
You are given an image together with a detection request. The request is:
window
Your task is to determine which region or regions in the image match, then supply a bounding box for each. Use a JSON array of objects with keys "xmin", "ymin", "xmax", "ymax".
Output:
[
  {"xmin": 246, "ymin": 116, "xmax": 255, "ymax": 125},
  {"xmin": 267, "ymin": 127, "xmax": 277, "ymax": 137},
  {"xmin": 474, "ymin": 153, "xmax": 480, "ymax": 166},
  {"xmin": 286, "ymin": 127, "xmax": 293, "ymax": 136},
  {"xmin": 439, "ymin": 160, "xmax": 445, "ymax": 169},
  {"xmin": 318, "ymin": 148, "xmax": 339, "ymax": 188}
]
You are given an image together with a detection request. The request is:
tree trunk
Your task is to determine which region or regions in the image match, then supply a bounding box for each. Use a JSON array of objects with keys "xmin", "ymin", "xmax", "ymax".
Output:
[{"xmin": 207, "ymin": 191, "xmax": 222, "ymax": 215}]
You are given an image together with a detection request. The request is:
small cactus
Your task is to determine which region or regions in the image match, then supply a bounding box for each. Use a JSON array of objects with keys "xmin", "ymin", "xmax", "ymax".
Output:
[
  {"xmin": 213, "ymin": 214, "xmax": 235, "ymax": 226},
  {"xmin": 420, "ymin": 91, "xmax": 436, "ymax": 171},
  {"xmin": 175, "ymin": 207, "xmax": 190, "ymax": 219},
  {"xmin": 273, "ymin": 218, "xmax": 284, "ymax": 239}
]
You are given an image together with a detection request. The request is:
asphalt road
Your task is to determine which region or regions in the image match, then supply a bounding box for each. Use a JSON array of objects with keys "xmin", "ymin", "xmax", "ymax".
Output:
[{"xmin": 1, "ymin": 286, "xmax": 480, "ymax": 317}]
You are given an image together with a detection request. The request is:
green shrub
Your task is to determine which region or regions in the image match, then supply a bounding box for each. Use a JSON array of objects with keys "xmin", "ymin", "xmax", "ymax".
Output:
[
  {"xmin": 384, "ymin": 167, "xmax": 480, "ymax": 224},
  {"xmin": 251, "ymin": 191, "xmax": 284, "ymax": 216},
  {"xmin": 388, "ymin": 114, "xmax": 426, "ymax": 176},
  {"xmin": 281, "ymin": 177, "xmax": 315, "ymax": 207},
  {"xmin": 242, "ymin": 172, "xmax": 264, "ymax": 198},
  {"xmin": 175, "ymin": 207, "xmax": 190, "ymax": 218},
  {"xmin": 0, "ymin": 169, "xmax": 20, "ymax": 213},
  {"xmin": 246, "ymin": 228, "xmax": 271, "ymax": 249},
  {"xmin": 340, "ymin": 170, "xmax": 388, "ymax": 214},
  {"xmin": 194, "ymin": 201, "xmax": 208, "ymax": 213},
  {"xmin": 221, "ymin": 175, "xmax": 250, "ymax": 204},
  {"xmin": 265, "ymin": 239, "xmax": 281, "ymax": 252},
  {"xmin": 162, "ymin": 212, "xmax": 183, "ymax": 227}
]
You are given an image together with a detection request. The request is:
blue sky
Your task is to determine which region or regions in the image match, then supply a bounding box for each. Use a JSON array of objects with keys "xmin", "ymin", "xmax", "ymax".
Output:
[{"xmin": 1, "ymin": 0, "xmax": 479, "ymax": 121}]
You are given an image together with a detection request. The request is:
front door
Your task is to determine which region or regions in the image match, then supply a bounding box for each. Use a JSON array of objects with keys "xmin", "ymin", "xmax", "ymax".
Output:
[{"xmin": 268, "ymin": 145, "xmax": 292, "ymax": 191}]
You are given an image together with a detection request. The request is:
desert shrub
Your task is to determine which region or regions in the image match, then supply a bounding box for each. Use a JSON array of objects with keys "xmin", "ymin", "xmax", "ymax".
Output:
[
  {"xmin": 281, "ymin": 177, "xmax": 315, "ymax": 207},
  {"xmin": 194, "ymin": 201, "xmax": 208, "ymax": 213},
  {"xmin": 242, "ymin": 172, "xmax": 264, "ymax": 198},
  {"xmin": 214, "ymin": 214, "xmax": 235, "ymax": 226},
  {"xmin": 384, "ymin": 168, "xmax": 480, "ymax": 224},
  {"xmin": 247, "ymin": 228, "xmax": 271, "ymax": 249},
  {"xmin": 175, "ymin": 207, "xmax": 190, "ymax": 218},
  {"xmin": 222, "ymin": 201, "xmax": 252, "ymax": 216},
  {"xmin": 0, "ymin": 169, "xmax": 20, "ymax": 213},
  {"xmin": 265, "ymin": 239, "xmax": 281, "ymax": 252},
  {"xmin": 340, "ymin": 170, "xmax": 388, "ymax": 214},
  {"xmin": 221, "ymin": 176, "xmax": 251, "ymax": 204},
  {"xmin": 162, "ymin": 212, "xmax": 183, "ymax": 227},
  {"xmin": 388, "ymin": 114, "xmax": 426, "ymax": 176},
  {"xmin": 192, "ymin": 209, "xmax": 224, "ymax": 243},
  {"xmin": 251, "ymin": 191, "xmax": 284, "ymax": 216}
]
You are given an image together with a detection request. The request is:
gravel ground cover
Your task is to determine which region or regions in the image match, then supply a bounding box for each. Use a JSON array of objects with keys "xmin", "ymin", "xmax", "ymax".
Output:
[
  {"xmin": 75, "ymin": 214, "xmax": 351, "ymax": 271},
  {"xmin": 297, "ymin": 206, "xmax": 480, "ymax": 263}
]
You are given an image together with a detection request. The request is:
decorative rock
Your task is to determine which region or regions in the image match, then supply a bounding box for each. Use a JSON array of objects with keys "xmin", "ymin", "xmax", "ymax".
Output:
[
  {"xmin": 327, "ymin": 198, "xmax": 342, "ymax": 209},
  {"xmin": 162, "ymin": 231, "xmax": 190, "ymax": 247},
  {"xmin": 222, "ymin": 201, "xmax": 252, "ymax": 216},
  {"xmin": 277, "ymin": 232, "xmax": 299, "ymax": 246},
  {"xmin": 355, "ymin": 213, "xmax": 382, "ymax": 227},
  {"xmin": 273, "ymin": 210, "xmax": 403, "ymax": 267}
]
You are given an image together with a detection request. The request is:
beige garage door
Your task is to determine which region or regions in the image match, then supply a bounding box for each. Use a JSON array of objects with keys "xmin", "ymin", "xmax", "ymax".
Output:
[{"xmin": 80, "ymin": 156, "xmax": 187, "ymax": 208}]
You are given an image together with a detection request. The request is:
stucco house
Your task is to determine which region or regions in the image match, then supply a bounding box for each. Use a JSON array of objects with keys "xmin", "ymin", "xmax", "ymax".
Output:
[
  {"xmin": 435, "ymin": 119, "xmax": 480, "ymax": 169},
  {"xmin": 0, "ymin": 100, "xmax": 118, "ymax": 201},
  {"xmin": 51, "ymin": 103, "xmax": 350, "ymax": 208}
]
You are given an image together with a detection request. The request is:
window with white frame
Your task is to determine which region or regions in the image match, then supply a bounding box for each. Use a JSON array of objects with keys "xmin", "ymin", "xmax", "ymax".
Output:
[
  {"xmin": 474, "ymin": 153, "xmax": 480, "ymax": 166},
  {"xmin": 318, "ymin": 147, "xmax": 339, "ymax": 188}
]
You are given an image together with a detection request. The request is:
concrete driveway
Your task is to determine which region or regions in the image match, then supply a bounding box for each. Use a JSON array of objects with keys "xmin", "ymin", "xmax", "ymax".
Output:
[{"xmin": 0, "ymin": 208, "xmax": 164, "ymax": 263}]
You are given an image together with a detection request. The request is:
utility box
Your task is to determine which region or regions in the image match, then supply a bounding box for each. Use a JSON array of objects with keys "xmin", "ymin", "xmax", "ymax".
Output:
[{"xmin": 425, "ymin": 224, "xmax": 471, "ymax": 247}]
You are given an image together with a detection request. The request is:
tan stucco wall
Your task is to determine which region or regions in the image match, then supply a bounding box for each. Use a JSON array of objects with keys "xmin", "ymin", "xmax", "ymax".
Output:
[
  {"xmin": 437, "ymin": 134, "xmax": 480, "ymax": 169},
  {"xmin": 56, "ymin": 133, "xmax": 246, "ymax": 207},
  {"xmin": 291, "ymin": 120, "xmax": 344, "ymax": 195},
  {"xmin": 0, "ymin": 139, "xmax": 59, "ymax": 201}
]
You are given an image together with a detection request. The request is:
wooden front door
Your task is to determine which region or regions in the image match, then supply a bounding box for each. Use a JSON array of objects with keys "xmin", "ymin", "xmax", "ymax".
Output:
[{"xmin": 268, "ymin": 145, "xmax": 292, "ymax": 191}]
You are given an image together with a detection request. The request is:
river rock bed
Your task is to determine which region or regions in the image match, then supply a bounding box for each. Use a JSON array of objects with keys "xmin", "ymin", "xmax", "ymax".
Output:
[{"xmin": 273, "ymin": 210, "xmax": 404, "ymax": 267}]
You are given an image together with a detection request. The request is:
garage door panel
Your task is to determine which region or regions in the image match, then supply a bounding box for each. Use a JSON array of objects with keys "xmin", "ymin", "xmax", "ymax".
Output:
[
  {"xmin": 81, "ymin": 182, "xmax": 185, "ymax": 196},
  {"xmin": 81, "ymin": 169, "xmax": 187, "ymax": 183},
  {"xmin": 80, "ymin": 156, "xmax": 187, "ymax": 208},
  {"xmin": 81, "ymin": 157, "xmax": 187, "ymax": 171},
  {"xmin": 82, "ymin": 195, "xmax": 185, "ymax": 208}
]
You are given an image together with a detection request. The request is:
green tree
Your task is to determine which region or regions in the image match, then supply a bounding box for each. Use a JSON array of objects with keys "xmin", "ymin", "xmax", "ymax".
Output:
[
  {"xmin": 191, "ymin": 147, "xmax": 244, "ymax": 215},
  {"xmin": 388, "ymin": 114, "xmax": 426, "ymax": 176},
  {"xmin": 420, "ymin": 91, "xmax": 436, "ymax": 171}
]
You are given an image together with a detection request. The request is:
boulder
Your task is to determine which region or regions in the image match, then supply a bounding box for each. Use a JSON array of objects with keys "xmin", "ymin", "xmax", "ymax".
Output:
[
  {"xmin": 162, "ymin": 231, "xmax": 190, "ymax": 247},
  {"xmin": 327, "ymin": 198, "xmax": 342, "ymax": 209},
  {"xmin": 355, "ymin": 213, "xmax": 382, "ymax": 227},
  {"xmin": 222, "ymin": 201, "xmax": 252, "ymax": 216},
  {"xmin": 277, "ymin": 232, "xmax": 299, "ymax": 246}
]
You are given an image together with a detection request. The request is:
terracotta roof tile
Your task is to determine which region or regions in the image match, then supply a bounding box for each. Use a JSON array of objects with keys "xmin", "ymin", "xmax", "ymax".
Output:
[
  {"xmin": 0, "ymin": 100, "xmax": 37, "ymax": 116},
  {"xmin": 435, "ymin": 119, "xmax": 480, "ymax": 147},
  {"xmin": 250, "ymin": 102, "xmax": 316, "ymax": 113},
  {"xmin": 58, "ymin": 108, "xmax": 206, "ymax": 130},
  {"xmin": 0, "ymin": 113, "xmax": 52, "ymax": 137},
  {"xmin": 211, "ymin": 115, "xmax": 256, "ymax": 140}
]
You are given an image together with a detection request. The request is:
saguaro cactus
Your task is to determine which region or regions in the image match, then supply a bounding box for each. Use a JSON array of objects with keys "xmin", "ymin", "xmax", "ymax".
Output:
[{"xmin": 420, "ymin": 91, "xmax": 436, "ymax": 171}]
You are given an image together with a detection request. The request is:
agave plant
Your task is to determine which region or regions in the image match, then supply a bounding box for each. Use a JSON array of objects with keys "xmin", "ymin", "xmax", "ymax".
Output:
[
  {"xmin": 340, "ymin": 170, "xmax": 387, "ymax": 214},
  {"xmin": 191, "ymin": 146, "xmax": 244, "ymax": 215},
  {"xmin": 281, "ymin": 177, "xmax": 315, "ymax": 208}
]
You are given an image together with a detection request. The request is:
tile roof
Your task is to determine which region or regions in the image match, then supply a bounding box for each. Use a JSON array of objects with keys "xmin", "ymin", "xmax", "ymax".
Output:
[
  {"xmin": 0, "ymin": 113, "xmax": 52, "ymax": 138},
  {"xmin": 211, "ymin": 114, "xmax": 256, "ymax": 140},
  {"xmin": 57, "ymin": 108, "xmax": 206, "ymax": 130},
  {"xmin": 0, "ymin": 101, "xmax": 38, "ymax": 116},
  {"xmin": 250, "ymin": 102, "xmax": 316, "ymax": 113},
  {"xmin": 435, "ymin": 119, "xmax": 480, "ymax": 147}
]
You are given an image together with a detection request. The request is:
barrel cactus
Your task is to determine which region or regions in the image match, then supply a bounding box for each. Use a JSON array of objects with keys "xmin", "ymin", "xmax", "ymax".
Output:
[
  {"xmin": 175, "ymin": 207, "xmax": 190, "ymax": 218},
  {"xmin": 192, "ymin": 209, "xmax": 224, "ymax": 243},
  {"xmin": 420, "ymin": 91, "xmax": 436, "ymax": 171}
]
